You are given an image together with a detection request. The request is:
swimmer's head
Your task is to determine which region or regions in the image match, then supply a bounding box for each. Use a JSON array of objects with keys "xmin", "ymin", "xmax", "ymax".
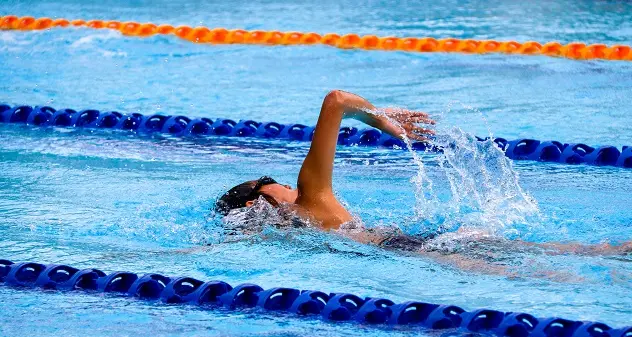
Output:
[{"xmin": 215, "ymin": 176, "xmax": 298, "ymax": 215}]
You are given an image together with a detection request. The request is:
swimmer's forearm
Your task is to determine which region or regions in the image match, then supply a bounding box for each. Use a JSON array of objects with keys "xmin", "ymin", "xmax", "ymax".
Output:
[{"xmin": 335, "ymin": 91, "xmax": 388, "ymax": 130}]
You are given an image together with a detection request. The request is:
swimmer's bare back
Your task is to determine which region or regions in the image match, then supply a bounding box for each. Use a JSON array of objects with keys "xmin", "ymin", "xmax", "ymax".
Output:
[{"xmin": 294, "ymin": 90, "xmax": 435, "ymax": 229}]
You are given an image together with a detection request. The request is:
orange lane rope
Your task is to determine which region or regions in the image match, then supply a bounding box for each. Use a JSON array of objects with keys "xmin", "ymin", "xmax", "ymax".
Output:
[{"xmin": 1, "ymin": 15, "xmax": 631, "ymax": 61}]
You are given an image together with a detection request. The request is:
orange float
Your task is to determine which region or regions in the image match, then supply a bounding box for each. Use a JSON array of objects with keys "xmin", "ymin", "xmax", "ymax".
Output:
[
  {"xmin": 265, "ymin": 31, "xmax": 285, "ymax": 44},
  {"xmin": 185, "ymin": 27, "xmax": 210, "ymax": 43},
  {"xmin": 120, "ymin": 22, "xmax": 140, "ymax": 36},
  {"xmin": 500, "ymin": 41, "xmax": 522, "ymax": 54},
  {"xmin": 399, "ymin": 38, "xmax": 419, "ymax": 52},
  {"xmin": 225, "ymin": 29, "xmax": 248, "ymax": 44},
  {"xmin": 337, "ymin": 34, "xmax": 361, "ymax": 49},
  {"xmin": 137, "ymin": 23, "xmax": 157, "ymax": 37},
  {"xmin": 563, "ymin": 42, "xmax": 587, "ymax": 59},
  {"xmin": 379, "ymin": 37, "xmax": 400, "ymax": 50},
  {"xmin": 104, "ymin": 21, "xmax": 121, "ymax": 30},
  {"xmin": 582, "ymin": 44, "xmax": 607, "ymax": 59},
  {"xmin": 459, "ymin": 39, "xmax": 480, "ymax": 53},
  {"xmin": 300, "ymin": 32, "xmax": 321, "ymax": 45},
  {"xmin": 86, "ymin": 20, "xmax": 104, "ymax": 29},
  {"xmin": 52, "ymin": 18, "xmax": 70, "ymax": 28},
  {"xmin": 541, "ymin": 42, "xmax": 563, "ymax": 56},
  {"xmin": 478, "ymin": 40, "xmax": 501, "ymax": 53},
  {"xmin": 32, "ymin": 18, "xmax": 53, "ymax": 30},
  {"xmin": 17, "ymin": 16, "xmax": 36, "ymax": 30},
  {"xmin": 156, "ymin": 24, "xmax": 174, "ymax": 35},
  {"xmin": 0, "ymin": 15, "xmax": 19, "ymax": 29},
  {"xmin": 208, "ymin": 28, "xmax": 229, "ymax": 44},
  {"xmin": 321, "ymin": 33, "xmax": 341, "ymax": 46},
  {"xmin": 282, "ymin": 32, "xmax": 303, "ymax": 45},
  {"xmin": 359, "ymin": 35, "xmax": 380, "ymax": 49},
  {"xmin": 605, "ymin": 45, "xmax": 631, "ymax": 60},
  {"xmin": 417, "ymin": 38, "xmax": 439, "ymax": 52},
  {"xmin": 174, "ymin": 26, "xmax": 192, "ymax": 40},
  {"xmin": 438, "ymin": 38, "xmax": 460, "ymax": 52},
  {"xmin": 70, "ymin": 19, "xmax": 85, "ymax": 27},
  {"xmin": 517, "ymin": 41, "xmax": 542, "ymax": 55},
  {"xmin": 247, "ymin": 30, "xmax": 268, "ymax": 44}
]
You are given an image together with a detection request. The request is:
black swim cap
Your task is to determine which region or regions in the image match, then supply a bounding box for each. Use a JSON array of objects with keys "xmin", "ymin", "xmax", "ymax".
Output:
[{"xmin": 215, "ymin": 177, "xmax": 278, "ymax": 215}]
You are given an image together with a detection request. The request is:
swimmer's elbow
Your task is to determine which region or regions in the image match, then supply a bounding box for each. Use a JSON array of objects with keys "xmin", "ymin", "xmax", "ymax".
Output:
[
  {"xmin": 323, "ymin": 90, "xmax": 346, "ymax": 108},
  {"xmin": 322, "ymin": 90, "xmax": 358, "ymax": 119}
]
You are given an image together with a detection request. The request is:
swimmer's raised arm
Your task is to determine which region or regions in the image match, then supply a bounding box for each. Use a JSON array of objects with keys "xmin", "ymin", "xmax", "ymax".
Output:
[{"xmin": 297, "ymin": 90, "xmax": 435, "ymax": 196}]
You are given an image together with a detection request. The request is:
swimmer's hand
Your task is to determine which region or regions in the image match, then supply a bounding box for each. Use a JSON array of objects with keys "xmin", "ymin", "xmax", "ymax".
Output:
[{"xmin": 373, "ymin": 108, "xmax": 436, "ymax": 142}]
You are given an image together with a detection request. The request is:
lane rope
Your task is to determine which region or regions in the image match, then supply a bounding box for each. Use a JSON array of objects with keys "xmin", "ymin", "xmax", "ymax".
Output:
[
  {"xmin": 1, "ymin": 15, "xmax": 631, "ymax": 61},
  {"xmin": 1, "ymin": 104, "xmax": 631, "ymax": 168},
  {"xmin": 1, "ymin": 259, "xmax": 630, "ymax": 336}
]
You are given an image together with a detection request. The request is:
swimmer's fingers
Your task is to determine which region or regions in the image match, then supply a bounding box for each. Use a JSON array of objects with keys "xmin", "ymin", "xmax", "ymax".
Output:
[
  {"xmin": 407, "ymin": 111, "xmax": 430, "ymax": 119},
  {"xmin": 406, "ymin": 132, "xmax": 432, "ymax": 143},
  {"xmin": 383, "ymin": 108, "xmax": 430, "ymax": 120},
  {"xmin": 408, "ymin": 116, "xmax": 436, "ymax": 125},
  {"xmin": 409, "ymin": 125, "xmax": 435, "ymax": 136}
]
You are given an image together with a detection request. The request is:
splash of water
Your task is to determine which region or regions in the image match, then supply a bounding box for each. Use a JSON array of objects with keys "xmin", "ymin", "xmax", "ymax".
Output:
[{"xmin": 369, "ymin": 103, "xmax": 540, "ymax": 239}]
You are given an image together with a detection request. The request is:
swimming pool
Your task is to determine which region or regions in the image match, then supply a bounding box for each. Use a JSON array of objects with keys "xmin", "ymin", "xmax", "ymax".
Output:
[{"xmin": 1, "ymin": 0, "xmax": 632, "ymax": 335}]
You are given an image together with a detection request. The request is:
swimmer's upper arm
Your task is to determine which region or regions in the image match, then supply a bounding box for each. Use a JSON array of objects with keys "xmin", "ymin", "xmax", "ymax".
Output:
[{"xmin": 297, "ymin": 90, "xmax": 376, "ymax": 197}]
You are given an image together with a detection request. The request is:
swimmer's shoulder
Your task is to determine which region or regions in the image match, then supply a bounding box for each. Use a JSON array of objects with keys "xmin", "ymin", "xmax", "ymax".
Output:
[{"xmin": 295, "ymin": 193, "xmax": 353, "ymax": 230}]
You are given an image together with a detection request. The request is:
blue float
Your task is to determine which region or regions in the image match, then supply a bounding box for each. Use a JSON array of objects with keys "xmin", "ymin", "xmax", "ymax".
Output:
[
  {"xmin": 73, "ymin": 109, "xmax": 101, "ymax": 126},
  {"xmin": 425, "ymin": 304, "xmax": 465, "ymax": 329},
  {"xmin": 61, "ymin": 268, "xmax": 106, "ymax": 291},
  {"xmin": 616, "ymin": 146, "xmax": 632, "ymax": 168},
  {"xmin": 288, "ymin": 290, "xmax": 329, "ymax": 315},
  {"xmin": 348, "ymin": 128, "xmax": 382, "ymax": 146},
  {"xmin": 26, "ymin": 106, "xmax": 56, "ymax": 125},
  {"xmin": 89, "ymin": 111, "xmax": 123, "ymax": 128},
  {"xmin": 495, "ymin": 313, "xmax": 539, "ymax": 337},
  {"xmin": 34, "ymin": 264, "xmax": 79, "ymax": 289},
  {"xmin": 321, "ymin": 293, "xmax": 365, "ymax": 321},
  {"xmin": 127, "ymin": 273, "xmax": 171, "ymax": 299},
  {"xmin": 139, "ymin": 114, "xmax": 170, "ymax": 133},
  {"xmin": 0, "ymin": 260, "xmax": 630, "ymax": 336},
  {"xmin": 388, "ymin": 301, "xmax": 437, "ymax": 325},
  {"xmin": 116, "ymin": 113, "xmax": 145, "ymax": 130},
  {"xmin": 219, "ymin": 283, "xmax": 264, "ymax": 308},
  {"xmin": 255, "ymin": 121, "xmax": 286, "ymax": 138},
  {"xmin": 461, "ymin": 309, "xmax": 506, "ymax": 332},
  {"xmin": 230, "ymin": 120, "xmax": 261, "ymax": 137},
  {"xmin": 337, "ymin": 126, "xmax": 358, "ymax": 145},
  {"xmin": 183, "ymin": 118, "xmax": 214, "ymax": 135},
  {"xmin": 584, "ymin": 146, "xmax": 620, "ymax": 166},
  {"xmin": 161, "ymin": 115, "xmax": 191, "ymax": 135},
  {"xmin": 531, "ymin": 317, "xmax": 581, "ymax": 337},
  {"xmin": 353, "ymin": 297, "xmax": 394, "ymax": 324},
  {"xmin": 96, "ymin": 271, "xmax": 138, "ymax": 293},
  {"xmin": 1, "ymin": 105, "xmax": 33, "ymax": 123},
  {"xmin": 0, "ymin": 259, "xmax": 15, "ymax": 282},
  {"xmin": 0, "ymin": 104, "xmax": 630, "ymax": 169},
  {"xmin": 5, "ymin": 262, "xmax": 47, "ymax": 287},
  {"xmin": 210, "ymin": 118, "xmax": 236, "ymax": 135},
  {"xmin": 256, "ymin": 287, "xmax": 301, "ymax": 311}
]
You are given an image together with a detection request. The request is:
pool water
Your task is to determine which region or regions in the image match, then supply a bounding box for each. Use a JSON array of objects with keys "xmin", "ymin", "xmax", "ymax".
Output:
[{"xmin": 1, "ymin": 0, "xmax": 632, "ymax": 336}]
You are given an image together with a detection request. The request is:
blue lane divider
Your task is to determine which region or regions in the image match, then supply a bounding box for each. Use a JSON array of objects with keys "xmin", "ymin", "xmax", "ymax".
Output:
[
  {"xmin": 1, "ymin": 104, "xmax": 631, "ymax": 168},
  {"xmin": 0, "ymin": 259, "xmax": 630, "ymax": 336}
]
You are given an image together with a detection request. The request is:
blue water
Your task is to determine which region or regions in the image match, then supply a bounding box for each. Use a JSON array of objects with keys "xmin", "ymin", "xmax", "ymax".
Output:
[{"xmin": 1, "ymin": 0, "xmax": 632, "ymax": 336}]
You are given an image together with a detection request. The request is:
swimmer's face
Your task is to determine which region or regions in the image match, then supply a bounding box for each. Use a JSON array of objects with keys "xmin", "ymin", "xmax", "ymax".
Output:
[
  {"xmin": 215, "ymin": 176, "xmax": 299, "ymax": 215},
  {"xmin": 245, "ymin": 182, "xmax": 298, "ymax": 207}
]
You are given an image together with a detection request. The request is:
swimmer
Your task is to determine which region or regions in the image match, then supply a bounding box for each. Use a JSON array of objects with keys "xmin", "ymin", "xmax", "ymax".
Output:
[
  {"xmin": 215, "ymin": 90, "xmax": 631, "ymax": 259},
  {"xmin": 216, "ymin": 90, "xmax": 434, "ymax": 228}
]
